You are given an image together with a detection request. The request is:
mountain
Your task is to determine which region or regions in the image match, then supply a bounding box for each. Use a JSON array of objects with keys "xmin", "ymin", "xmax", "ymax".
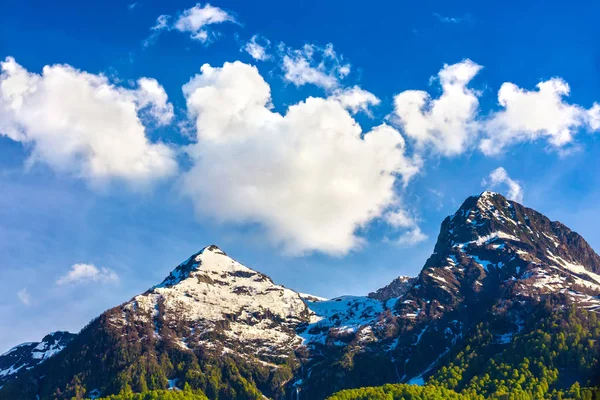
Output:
[
  {"xmin": 292, "ymin": 191, "xmax": 600, "ymax": 398},
  {"xmin": 0, "ymin": 331, "xmax": 75, "ymax": 387},
  {"xmin": 0, "ymin": 245, "xmax": 316, "ymax": 399},
  {"xmin": 2, "ymin": 192, "xmax": 600, "ymax": 399},
  {"xmin": 367, "ymin": 276, "xmax": 415, "ymax": 301}
]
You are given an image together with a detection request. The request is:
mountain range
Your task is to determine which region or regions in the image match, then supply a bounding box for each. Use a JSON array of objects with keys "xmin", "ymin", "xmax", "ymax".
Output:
[{"xmin": 2, "ymin": 191, "xmax": 600, "ymax": 399}]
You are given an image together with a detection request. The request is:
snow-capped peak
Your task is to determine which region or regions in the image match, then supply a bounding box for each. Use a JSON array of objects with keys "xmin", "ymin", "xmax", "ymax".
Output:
[
  {"xmin": 114, "ymin": 245, "xmax": 311, "ymax": 362},
  {"xmin": 479, "ymin": 190, "xmax": 498, "ymax": 199},
  {"xmin": 154, "ymin": 244, "xmax": 256, "ymax": 289}
]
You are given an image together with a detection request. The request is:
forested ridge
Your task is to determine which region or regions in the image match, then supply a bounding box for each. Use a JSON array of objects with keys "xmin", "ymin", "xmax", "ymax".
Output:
[{"xmin": 329, "ymin": 304, "xmax": 600, "ymax": 400}]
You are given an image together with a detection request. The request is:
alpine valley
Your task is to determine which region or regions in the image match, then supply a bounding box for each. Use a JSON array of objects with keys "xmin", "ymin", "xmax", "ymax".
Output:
[{"xmin": 3, "ymin": 192, "xmax": 600, "ymax": 400}]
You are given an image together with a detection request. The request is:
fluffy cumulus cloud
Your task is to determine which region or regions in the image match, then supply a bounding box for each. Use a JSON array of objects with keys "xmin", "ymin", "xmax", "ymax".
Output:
[
  {"xmin": 483, "ymin": 167, "xmax": 524, "ymax": 203},
  {"xmin": 480, "ymin": 79, "xmax": 600, "ymax": 155},
  {"xmin": 281, "ymin": 43, "xmax": 351, "ymax": 90},
  {"xmin": 242, "ymin": 35, "xmax": 271, "ymax": 61},
  {"xmin": 392, "ymin": 60, "xmax": 599, "ymax": 156},
  {"xmin": 392, "ymin": 59, "xmax": 482, "ymax": 156},
  {"xmin": 181, "ymin": 61, "xmax": 421, "ymax": 255},
  {"xmin": 0, "ymin": 57, "xmax": 177, "ymax": 187},
  {"xmin": 56, "ymin": 263, "xmax": 119, "ymax": 285},
  {"xmin": 332, "ymin": 86, "xmax": 381, "ymax": 115}
]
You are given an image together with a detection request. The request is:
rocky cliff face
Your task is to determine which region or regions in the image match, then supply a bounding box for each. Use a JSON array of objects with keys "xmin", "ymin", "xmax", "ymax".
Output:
[
  {"xmin": 395, "ymin": 191, "xmax": 600, "ymax": 323},
  {"xmin": 3, "ymin": 192, "xmax": 600, "ymax": 399},
  {"xmin": 367, "ymin": 276, "xmax": 415, "ymax": 301}
]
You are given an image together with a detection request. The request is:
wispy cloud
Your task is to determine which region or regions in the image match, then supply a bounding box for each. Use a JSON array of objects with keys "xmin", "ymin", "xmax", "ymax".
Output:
[
  {"xmin": 17, "ymin": 288, "xmax": 32, "ymax": 305},
  {"xmin": 483, "ymin": 167, "xmax": 524, "ymax": 203},
  {"xmin": 281, "ymin": 43, "xmax": 351, "ymax": 91},
  {"xmin": 433, "ymin": 12, "xmax": 473, "ymax": 24},
  {"xmin": 384, "ymin": 209, "xmax": 428, "ymax": 247},
  {"xmin": 242, "ymin": 35, "xmax": 271, "ymax": 61},
  {"xmin": 128, "ymin": 2, "xmax": 138, "ymax": 11},
  {"xmin": 144, "ymin": 3, "xmax": 236, "ymax": 47}
]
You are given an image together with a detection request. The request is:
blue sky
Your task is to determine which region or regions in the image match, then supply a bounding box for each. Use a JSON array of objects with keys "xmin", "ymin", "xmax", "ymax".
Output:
[{"xmin": 1, "ymin": 0, "xmax": 600, "ymax": 350}]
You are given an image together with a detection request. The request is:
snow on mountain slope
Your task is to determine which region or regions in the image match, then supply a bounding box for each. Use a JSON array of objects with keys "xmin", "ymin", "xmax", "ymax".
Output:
[
  {"xmin": 109, "ymin": 245, "xmax": 312, "ymax": 362},
  {"xmin": 290, "ymin": 191, "xmax": 600, "ymax": 398},
  {"xmin": 4, "ymin": 191, "xmax": 600, "ymax": 399},
  {"xmin": 0, "ymin": 331, "xmax": 75, "ymax": 386},
  {"xmin": 300, "ymin": 296, "xmax": 384, "ymax": 345},
  {"xmin": 394, "ymin": 191, "xmax": 600, "ymax": 321},
  {"xmin": 299, "ymin": 293, "xmax": 328, "ymax": 302}
]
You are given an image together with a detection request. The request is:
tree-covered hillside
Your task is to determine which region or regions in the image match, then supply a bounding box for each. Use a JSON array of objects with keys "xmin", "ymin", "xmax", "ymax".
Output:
[{"xmin": 329, "ymin": 303, "xmax": 600, "ymax": 400}]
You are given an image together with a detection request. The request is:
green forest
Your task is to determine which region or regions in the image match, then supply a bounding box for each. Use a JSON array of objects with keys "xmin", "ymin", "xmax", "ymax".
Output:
[{"xmin": 328, "ymin": 305, "xmax": 600, "ymax": 400}]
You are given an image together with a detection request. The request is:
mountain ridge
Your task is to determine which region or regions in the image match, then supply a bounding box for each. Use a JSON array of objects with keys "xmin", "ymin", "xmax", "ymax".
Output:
[
  {"xmin": 0, "ymin": 331, "xmax": 75, "ymax": 387},
  {"xmin": 3, "ymin": 191, "xmax": 600, "ymax": 399}
]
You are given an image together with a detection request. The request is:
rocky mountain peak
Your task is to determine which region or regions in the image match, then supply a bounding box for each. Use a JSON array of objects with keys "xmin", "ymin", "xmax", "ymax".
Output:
[
  {"xmin": 394, "ymin": 191, "xmax": 600, "ymax": 325},
  {"xmin": 368, "ymin": 275, "xmax": 416, "ymax": 301},
  {"xmin": 154, "ymin": 244, "xmax": 259, "ymax": 289},
  {"xmin": 114, "ymin": 244, "xmax": 311, "ymax": 364}
]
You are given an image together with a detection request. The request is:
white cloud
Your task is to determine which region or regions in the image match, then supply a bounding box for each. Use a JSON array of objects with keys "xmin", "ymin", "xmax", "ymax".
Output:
[
  {"xmin": 483, "ymin": 167, "xmax": 523, "ymax": 203},
  {"xmin": 181, "ymin": 61, "xmax": 420, "ymax": 255},
  {"xmin": 480, "ymin": 78, "xmax": 600, "ymax": 155},
  {"xmin": 384, "ymin": 209, "xmax": 427, "ymax": 246},
  {"xmin": 151, "ymin": 14, "xmax": 171, "ymax": 31},
  {"xmin": 56, "ymin": 263, "xmax": 119, "ymax": 285},
  {"xmin": 588, "ymin": 103, "xmax": 600, "ymax": 130},
  {"xmin": 173, "ymin": 3, "xmax": 235, "ymax": 42},
  {"xmin": 281, "ymin": 43, "xmax": 351, "ymax": 90},
  {"xmin": 144, "ymin": 3, "xmax": 234, "ymax": 46},
  {"xmin": 136, "ymin": 77, "xmax": 175, "ymax": 125},
  {"xmin": 396, "ymin": 227, "xmax": 427, "ymax": 246},
  {"xmin": 392, "ymin": 59, "xmax": 482, "ymax": 156},
  {"xmin": 331, "ymin": 86, "xmax": 381, "ymax": 115},
  {"xmin": 142, "ymin": 15, "xmax": 171, "ymax": 47},
  {"xmin": 385, "ymin": 209, "xmax": 416, "ymax": 228},
  {"xmin": 391, "ymin": 60, "xmax": 600, "ymax": 156},
  {"xmin": 17, "ymin": 288, "xmax": 31, "ymax": 306},
  {"xmin": 242, "ymin": 35, "xmax": 271, "ymax": 61},
  {"xmin": 128, "ymin": 2, "xmax": 138, "ymax": 11},
  {"xmin": 0, "ymin": 57, "xmax": 178, "ymax": 187}
]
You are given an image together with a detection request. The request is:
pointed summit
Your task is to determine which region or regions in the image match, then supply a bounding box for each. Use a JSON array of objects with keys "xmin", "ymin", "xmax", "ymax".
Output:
[
  {"xmin": 395, "ymin": 191, "xmax": 600, "ymax": 324},
  {"xmin": 155, "ymin": 244, "xmax": 244, "ymax": 289},
  {"xmin": 118, "ymin": 245, "xmax": 310, "ymax": 363}
]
